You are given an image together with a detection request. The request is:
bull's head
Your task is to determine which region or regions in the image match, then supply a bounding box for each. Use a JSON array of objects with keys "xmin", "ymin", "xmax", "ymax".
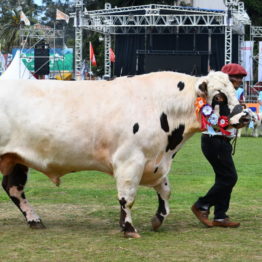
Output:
[{"xmin": 196, "ymin": 71, "xmax": 250, "ymax": 128}]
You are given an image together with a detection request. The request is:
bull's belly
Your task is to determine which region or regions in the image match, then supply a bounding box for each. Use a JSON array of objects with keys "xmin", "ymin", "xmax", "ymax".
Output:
[
  {"xmin": 0, "ymin": 143, "xmax": 114, "ymax": 182},
  {"xmin": 140, "ymin": 155, "xmax": 172, "ymax": 187}
]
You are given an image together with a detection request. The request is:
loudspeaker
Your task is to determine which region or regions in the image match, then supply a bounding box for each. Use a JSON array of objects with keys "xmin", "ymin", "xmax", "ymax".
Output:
[{"xmin": 34, "ymin": 43, "xmax": 50, "ymax": 75}]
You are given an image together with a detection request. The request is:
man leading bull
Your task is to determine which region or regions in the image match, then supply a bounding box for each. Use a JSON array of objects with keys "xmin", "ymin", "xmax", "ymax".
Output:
[{"xmin": 192, "ymin": 63, "xmax": 248, "ymax": 228}]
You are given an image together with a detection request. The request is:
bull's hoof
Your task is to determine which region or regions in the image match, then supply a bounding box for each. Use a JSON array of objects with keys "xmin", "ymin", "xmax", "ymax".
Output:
[
  {"xmin": 124, "ymin": 231, "xmax": 141, "ymax": 238},
  {"xmin": 151, "ymin": 215, "xmax": 162, "ymax": 231},
  {"xmin": 28, "ymin": 221, "xmax": 46, "ymax": 229}
]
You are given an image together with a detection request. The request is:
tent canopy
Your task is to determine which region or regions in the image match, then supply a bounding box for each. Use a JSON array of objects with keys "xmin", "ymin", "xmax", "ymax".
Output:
[{"xmin": 0, "ymin": 50, "xmax": 36, "ymax": 80}]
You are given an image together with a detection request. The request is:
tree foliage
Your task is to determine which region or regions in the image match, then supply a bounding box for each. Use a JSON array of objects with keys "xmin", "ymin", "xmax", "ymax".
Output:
[
  {"xmin": 0, "ymin": 0, "xmax": 38, "ymax": 52},
  {"xmin": 243, "ymin": 0, "xmax": 262, "ymax": 26}
]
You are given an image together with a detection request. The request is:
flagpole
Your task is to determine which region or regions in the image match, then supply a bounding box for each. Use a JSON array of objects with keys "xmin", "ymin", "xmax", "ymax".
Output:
[
  {"xmin": 63, "ymin": 25, "xmax": 65, "ymax": 80},
  {"xmin": 54, "ymin": 21, "xmax": 56, "ymax": 80},
  {"xmin": 89, "ymin": 41, "xmax": 91, "ymax": 80}
]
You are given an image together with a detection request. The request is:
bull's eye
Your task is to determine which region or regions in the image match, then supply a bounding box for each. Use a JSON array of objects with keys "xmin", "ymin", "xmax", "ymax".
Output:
[{"xmin": 213, "ymin": 95, "xmax": 222, "ymax": 102}]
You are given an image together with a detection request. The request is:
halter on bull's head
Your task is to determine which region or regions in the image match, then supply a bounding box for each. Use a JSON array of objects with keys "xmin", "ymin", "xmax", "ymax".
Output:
[{"xmin": 195, "ymin": 71, "xmax": 250, "ymax": 129}]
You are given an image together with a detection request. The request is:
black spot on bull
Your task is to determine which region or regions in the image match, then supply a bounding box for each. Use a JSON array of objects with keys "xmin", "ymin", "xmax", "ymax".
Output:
[
  {"xmin": 156, "ymin": 193, "xmax": 167, "ymax": 223},
  {"xmin": 133, "ymin": 123, "xmax": 139, "ymax": 134},
  {"xmin": 177, "ymin": 81, "xmax": 185, "ymax": 91},
  {"xmin": 119, "ymin": 197, "xmax": 136, "ymax": 233},
  {"xmin": 166, "ymin": 124, "xmax": 185, "ymax": 152},
  {"xmin": 119, "ymin": 198, "xmax": 127, "ymax": 229},
  {"xmin": 2, "ymin": 164, "xmax": 29, "ymax": 220},
  {"xmin": 160, "ymin": 113, "xmax": 169, "ymax": 132},
  {"xmin": 172, "ymin": 152, "xmax": 177, "ymax": 159}
]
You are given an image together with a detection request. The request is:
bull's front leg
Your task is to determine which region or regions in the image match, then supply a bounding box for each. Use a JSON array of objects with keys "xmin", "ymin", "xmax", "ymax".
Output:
[
  {"xmin": 2, "ymin": 164, "xmax": 45, "ymax": 229},
  {"xmin": 115, "ymin": 158, "xmax": 144, "ymax": 238},
  {"xmin": 151, "ymin": 177, "xmax": 171, "ymax": 231}
]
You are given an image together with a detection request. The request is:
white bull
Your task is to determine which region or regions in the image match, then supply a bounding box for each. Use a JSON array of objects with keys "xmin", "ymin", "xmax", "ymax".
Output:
[{"xmin": 0, "ymin": 71, "xmax": 248, "ymax": 238}]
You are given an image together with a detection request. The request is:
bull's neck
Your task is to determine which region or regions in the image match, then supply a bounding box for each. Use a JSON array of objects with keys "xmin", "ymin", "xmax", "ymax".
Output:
[{"xmin": 165, "ymin": 93, "xmax": 202, "ymax": 134}]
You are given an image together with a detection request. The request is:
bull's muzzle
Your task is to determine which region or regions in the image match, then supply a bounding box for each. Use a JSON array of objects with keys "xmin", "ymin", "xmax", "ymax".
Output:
[
  {"xmin": 231, "ymin": 107, "xmax": 251, "ymax": 128},
  {"xmin": 228, "ymin": 104, "xmax": 243, "ymax": 118},
  {"xmin": 238, "ymin": 112, "xmax": 251, "ymax": 125}
]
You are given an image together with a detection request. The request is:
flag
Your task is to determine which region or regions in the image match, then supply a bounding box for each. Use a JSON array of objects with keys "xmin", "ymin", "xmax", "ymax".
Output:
[
  {"xmin": 241, "ymin": 41, "xmax": 254, "ymax": 81},
  {"xmin": 20, "ymin": 11, "xmax": 30, "ymax": 26},
  {"xmin": 56, "ymin": 9, "xmax": 70, "ymax": 24},
  {"xmin": 109, "ymin": 48, "xmax": 116, "ymax": 63},
  {"xmin": 89, "ymin": 42, "xmax": 97, "ymax": 66}
]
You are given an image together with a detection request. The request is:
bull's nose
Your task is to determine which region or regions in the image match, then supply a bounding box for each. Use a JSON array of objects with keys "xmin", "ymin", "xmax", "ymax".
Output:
[
  {"xmin": 228, "ymin": 104, "xmax": 243, "ymax": 118},
  {"xmin": 239, "ymin": 113, "xmax": 251, "ymax": 125}
]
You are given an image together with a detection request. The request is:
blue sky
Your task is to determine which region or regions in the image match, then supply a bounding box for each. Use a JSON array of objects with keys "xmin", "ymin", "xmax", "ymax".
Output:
[{"xmin": 34, "ymin": 0, "xmax": 42, "ymax": 5}]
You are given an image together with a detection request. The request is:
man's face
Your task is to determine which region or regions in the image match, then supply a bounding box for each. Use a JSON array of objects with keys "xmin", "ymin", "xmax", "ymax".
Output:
[{"xmin": 229, "ymin": 75, "xmax": 244, "ymax": 89}]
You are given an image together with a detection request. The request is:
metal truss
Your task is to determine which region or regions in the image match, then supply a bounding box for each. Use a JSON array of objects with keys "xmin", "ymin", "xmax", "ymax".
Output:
[
  {"xmin": 82, "ymin": 14, "xmax": 225, "ymax": 35},
  {"xmin": 74, "ymin": 0, "xmax": 83, "ymax": 79},
  {"xmin": 85, "ymin": 4, "xmax": 224, "ymax": 16},
  {"xmin": 75, "ymin": 27, "xmax": 83, "ymax": 80},
  {"xmin": 73, "ymin": 1, "xmax": 249, "ymax": 77},
  {"xmin": 106, "ymin": 26, "xmax": 225, "ymax": 35},
  {"xmin": 20, "ymin": 27, "xmax": 64, "ymax": 51},
  {"xmin": 104, "ymin": 34, "xmax": 111, "ymax": 78},
  {"xmin": 224, "ymin": 26, "xmax": 233, "ymax": 65},
  {"xmin": 238, "ymin": 34, "xmax": 244, "ymax": 65},
  {"xmin": 20, "ymin": 28, "xmax": 64, "ymax": 41},
  {"xmin": 251, "ymin": 26, "xmax": 262, "ymax": 38},
  {"xmin": 223, "ymin": 0, "xmax": 250, "ymax": 65}
]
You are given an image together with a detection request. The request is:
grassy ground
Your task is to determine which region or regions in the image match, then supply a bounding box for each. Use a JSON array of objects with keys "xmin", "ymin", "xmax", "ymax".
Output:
[{"xmin": 0, "ymin": 134, "xmax": 261, "ymax": 262}]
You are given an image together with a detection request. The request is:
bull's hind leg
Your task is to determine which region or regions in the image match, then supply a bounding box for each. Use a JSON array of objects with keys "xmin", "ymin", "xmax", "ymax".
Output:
[
  {"xmin": 115, "ymin": 159, "xmax": 144, "ymax": 238},
  {"xmin": 151, "ymin": 177, "xmax": 171, "ymax": 231},
  {"xmin": 2, "ymin": 164, "xmax": 45, "ymax": 229}
]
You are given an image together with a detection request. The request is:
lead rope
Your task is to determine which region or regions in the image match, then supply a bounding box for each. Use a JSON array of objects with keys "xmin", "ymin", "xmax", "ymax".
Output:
[{"xmin": 231, "ymin": 129, "xmax": 238, "ymax": 155}]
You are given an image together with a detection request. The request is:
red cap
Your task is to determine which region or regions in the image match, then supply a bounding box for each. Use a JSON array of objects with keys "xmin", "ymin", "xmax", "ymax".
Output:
[{"xmin": 221, "ymin": 63, "xmax": 247, "ymax": 76}]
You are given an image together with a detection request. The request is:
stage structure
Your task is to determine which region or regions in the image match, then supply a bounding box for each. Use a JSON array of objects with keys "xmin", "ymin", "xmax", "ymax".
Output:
[
  {"xmin": 19, "ymin": 24, "xmax": 68, "ymax": 78},
  {"xmin": 72, "ymin": 0, "xmax": 250, "ymax": 79}
]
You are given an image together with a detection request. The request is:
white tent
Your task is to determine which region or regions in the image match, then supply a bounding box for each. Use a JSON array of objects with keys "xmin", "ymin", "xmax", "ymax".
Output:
[{"xmin": 0, "ymin": 50, "xmax": 36, "ymax": 80}]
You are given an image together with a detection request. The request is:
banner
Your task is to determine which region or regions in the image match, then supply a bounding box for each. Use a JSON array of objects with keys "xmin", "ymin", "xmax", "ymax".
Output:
[
  {"xmin": 20, "ymin": 11, "xmax": 30, "ymax": 26},
  {"xmin": 240, "ymin": 41, "xmax": 253, "ymax": 81},
  {"xmin": 12, "ymin": 48, "xmax": 74, "ymax": 72},
  {"xmin": 258, "ymin": 42, "xmax": 262, "ymax": 82},
  {"xmin": 56, "ymin": 9, "xmax": 69, "ymax": 24}
]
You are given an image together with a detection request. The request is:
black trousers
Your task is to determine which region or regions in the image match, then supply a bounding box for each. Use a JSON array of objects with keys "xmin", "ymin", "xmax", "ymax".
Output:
[{"xmin": 196, "ymin": 134, "xmax": 238, "ymax": 219}]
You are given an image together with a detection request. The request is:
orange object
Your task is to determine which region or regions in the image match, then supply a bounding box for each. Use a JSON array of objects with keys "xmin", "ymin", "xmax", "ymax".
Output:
[
  {"xmin": 195, "ymin": 97, "xmax": 207, "ymax": 117},
  {"xmin": 245, "ymin": 103, "xmax": 260, "ymax": 113}
]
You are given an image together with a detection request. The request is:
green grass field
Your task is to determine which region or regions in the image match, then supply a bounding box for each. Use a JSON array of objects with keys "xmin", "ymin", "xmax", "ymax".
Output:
[{"xmin": 0, "ymin": 134, "xmax": 261, "ymax": 262}]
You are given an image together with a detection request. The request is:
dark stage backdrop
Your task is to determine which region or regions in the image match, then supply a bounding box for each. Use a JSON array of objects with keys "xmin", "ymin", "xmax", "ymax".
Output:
[
  {"xmin": 143, "ymin": 54, "xmax": 202, "ymax": 75},
  {"xmin": 114, "ymin": 33, "xmax": 239, "ymax": 77}
]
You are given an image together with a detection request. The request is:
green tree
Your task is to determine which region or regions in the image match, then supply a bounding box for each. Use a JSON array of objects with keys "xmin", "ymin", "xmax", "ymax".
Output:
[
  {"xmin": 0, "ymin": 0, "xmax": 38, "ymax": 52},
  {"xmin": 243, "ymin": 0, "xmax": 262, "ymax": 26}
]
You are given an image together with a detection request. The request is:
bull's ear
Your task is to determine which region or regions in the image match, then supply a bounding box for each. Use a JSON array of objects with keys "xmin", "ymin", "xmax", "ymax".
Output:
[{"xmin": 197, "ymin": 81, "xmax": 208, "ymax": 98}]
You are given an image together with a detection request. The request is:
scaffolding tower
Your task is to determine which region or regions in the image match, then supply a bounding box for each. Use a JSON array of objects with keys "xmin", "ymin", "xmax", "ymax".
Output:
[{"xmin": 19, "ymin": 24, "xmax": 65, "ymax": 77}]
